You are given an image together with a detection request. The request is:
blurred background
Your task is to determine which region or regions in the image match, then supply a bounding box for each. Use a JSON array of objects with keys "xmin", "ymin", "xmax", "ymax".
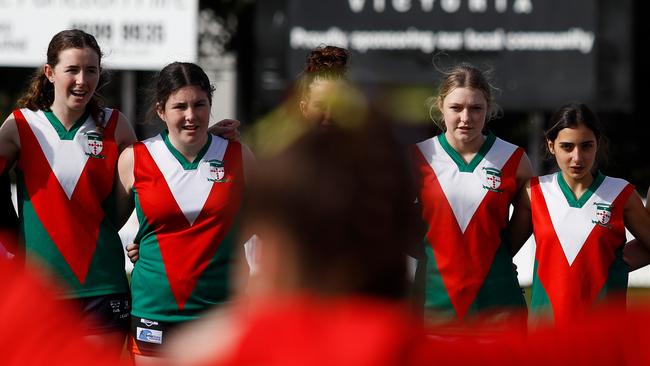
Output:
[{"xmin": 1, "ymin": 0, "xmax": 648, "ymax": 289}]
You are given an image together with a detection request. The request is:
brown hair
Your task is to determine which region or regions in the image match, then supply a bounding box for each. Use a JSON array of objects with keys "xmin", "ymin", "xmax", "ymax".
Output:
[
  {"xmin": 427, "ymin": 63, "xmax": 500, "ymax": 131},
  {"xmin": 245, "ymin": 115, "xmax": 419, "ymax": 300},
  {"xmin": 298, "ymin": 45, "xmax": 350, "ymax": 100},
  {"xmin": 544, "ymin": 102, "xmax": 609, "ymax": 166},
  {"xmin": 17, "ymin": 29, "xmax": 105, "ymax": 133},
  {"xmin": 145, "ymin": 62, "xmax": 215, "ymax": 124}
]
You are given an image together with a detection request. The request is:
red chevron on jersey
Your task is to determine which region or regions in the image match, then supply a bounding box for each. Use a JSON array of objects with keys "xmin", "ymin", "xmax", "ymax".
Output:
[
  {"xmin": 413, "ymin": 139, "xmax": 523, "ymax": 319},
  {"xmin": 14, "ymin": 109, "xmax": 119, "ymax": 284},
  {"xmin": 134, "ymin": 139, "xmax": 243, "ymax": 309},
  {"xmin": 531, "ymin": 175, "xmax": 633, "ymax": 325}
]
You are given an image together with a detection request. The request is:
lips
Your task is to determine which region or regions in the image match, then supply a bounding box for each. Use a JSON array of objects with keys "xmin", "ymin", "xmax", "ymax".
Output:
[
  {"xmin": 70, "ymin": 89, "xmax": 88, "ymax": 97},
  {"xmin": 182, "ymin": 125, "xmax": 199, "ymax": 131}
]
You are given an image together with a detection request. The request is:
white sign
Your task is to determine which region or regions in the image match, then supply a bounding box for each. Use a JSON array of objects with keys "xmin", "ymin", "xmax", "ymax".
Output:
[{"xmin": 0, "ymin": 0, "xmax": 198, "ymax": 70}]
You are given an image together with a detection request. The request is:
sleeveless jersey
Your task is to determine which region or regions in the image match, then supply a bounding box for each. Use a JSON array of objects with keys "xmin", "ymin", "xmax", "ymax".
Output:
[
  {"xmin": 13, "ymin": 108, "xmax": 128, "ymax": 298},
  {"xmin": 530, "ymin": 172, "xmax": 634, "ymax": 325},
  {"xmin": 130, "ymin": 131, "xmax": 244, "ymax": 323},
  {"xmin": 412, "ymin": 133, "xmax": 525, "ymax": 322}
]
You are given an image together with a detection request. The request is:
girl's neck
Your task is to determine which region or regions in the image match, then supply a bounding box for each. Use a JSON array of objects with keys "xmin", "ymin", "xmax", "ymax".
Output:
[
  {"xmin": 168, "ymin": 133, "xmax": 208, "ymax": 162},
  {"xmin": 445, "ymin": 131, "xmax": 486, "ymax": 162},
  {"xmin": 561, "ymin": 171, "xmax": 595, "ymax": 199},
  {"xmin": 49, "ymin": 103, "xmax": 85, "ymax": 130}
]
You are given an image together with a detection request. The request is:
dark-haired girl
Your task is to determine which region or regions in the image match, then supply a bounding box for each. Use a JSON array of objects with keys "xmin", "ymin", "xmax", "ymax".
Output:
[
  {"xmin": 112, "ymin": 62, "xmax": 254, "ymax": 362},
  {"xmin": 510, "ymin": 102, "xmax": 650, "ymax": 326},
  {"xmin": 0, "ymin": 29, "xmax": 136, "ymax": 351}
]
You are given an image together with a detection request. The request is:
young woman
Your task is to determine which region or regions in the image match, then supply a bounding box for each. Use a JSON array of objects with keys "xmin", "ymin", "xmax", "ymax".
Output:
[
  {"xmin": 511, "ymin": 102, "xmax": 650, "ymax": 326},
  {"xmin": 158, "ymin": 110, "xmax": 431, "ymax": 365},
  {"xmin": 411, "ymin": 64, "xmax": 532, "ymax": 326},
  {"xmin": 245, "ymin": 45, "xmax": 352, "ymax": 159},
  {"xmin": 0, "ymin": 29, "xmax": 136, "ymax": 350},
  {"xmin": 297, "ymin": 45, "xmax": 350, "ymax": 128},
  {"xmin": 112, "ymin": 61, "xmax": 254, "ymax": 363}
]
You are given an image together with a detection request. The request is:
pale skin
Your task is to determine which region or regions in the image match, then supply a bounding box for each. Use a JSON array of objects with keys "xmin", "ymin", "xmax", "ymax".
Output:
[
  {"xmin": 0, "ymin": 46, "xmax": 137, "ymax": 353},
  {"xmin": 439, "ymin": 87, "xmax": 533, "ymax": 256},
  {"xmin": 299, "ymin": 78, "xmax": 339, "ymax": 128},
  {"xmin": 118, "ymin": 86, "xmax": 253, "ymax": 268},
  {"xmin": 114, "ymin": 85, "xmax": 253, "ymax": 365},
  {"xmin": 508, "ymin": 123, "xmax": 650, "ymax": 270}
]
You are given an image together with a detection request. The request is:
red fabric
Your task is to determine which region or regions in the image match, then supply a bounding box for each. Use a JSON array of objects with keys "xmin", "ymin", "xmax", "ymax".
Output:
[
  {"xmin": 209, "ymin": 296, "xmax": 435, "ymax": 366},
  {"xmin": 133, "ymin": 140, "xmax": 244, "ymax": 309},
  {"xmin": 531, "ymin": 178, "xmax": 633, "ymax": 325},
  {"xmin": 14, "ymin": 109, "xmax": 119, "ymax": 284},
  {"xmin": 196, "ymin": 295, "xmax": 650, "ymax": 366},
  {"xmin": 0, "ymin": 261, "xmax": 125, "ymax": 366},
  {"xmin": 412, "ymin": 145, "xmax": 523, "ymax": 319}
]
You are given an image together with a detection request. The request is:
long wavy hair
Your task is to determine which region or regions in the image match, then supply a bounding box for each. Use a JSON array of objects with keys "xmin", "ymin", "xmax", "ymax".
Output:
[{"xmin": 17, "ymin": 29, "xmax": 106, "ymax": 133}]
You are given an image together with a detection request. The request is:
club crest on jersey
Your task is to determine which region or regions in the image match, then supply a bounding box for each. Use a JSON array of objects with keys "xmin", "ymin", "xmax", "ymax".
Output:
[
  {"xmin": 205, "ymin": 159, "xmax": 228, "ymax": 183},
  {"xmin": 83, "ymin": 131, "xmax": 105, "ymax": 158},
  {"xmin": 592, "ymin": 202, "xmax": 612, "ymax": 228},
  {"xmin": 482, "ymin": 167, "xmax": 502, "ymax": 192}
]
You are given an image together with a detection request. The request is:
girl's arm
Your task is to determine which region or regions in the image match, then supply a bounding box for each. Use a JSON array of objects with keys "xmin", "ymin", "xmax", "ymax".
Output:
[
  {"xmin": 0, "ymin": 115, "xmax": 21, "ymax": 256},
  {"xmin": 507, "ymin": 152, "xmax": 534, "ymax": 256},
  {"xmin": 0, "ymin": 115, "xmax": 20, "ymax": 174},
  {"xmin": 624, "ymin": 187, "xmax": 650, "ymax": 271},
  {"xmin": 113, "ymin": 111, "xmax": 137, "ymax": 153},
  {"xmin": 110, "ymin": 146, "xmax": 136, "ymax": 230}
]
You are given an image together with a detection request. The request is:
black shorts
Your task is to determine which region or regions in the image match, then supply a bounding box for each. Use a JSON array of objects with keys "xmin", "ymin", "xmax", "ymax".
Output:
[
  {"xmin": 129, "ymin": 316, "xmax": 182, "ymax": 357},
  {"xmin": 68, "ymin": 293, "xmax": 131, "ymax": 335}
]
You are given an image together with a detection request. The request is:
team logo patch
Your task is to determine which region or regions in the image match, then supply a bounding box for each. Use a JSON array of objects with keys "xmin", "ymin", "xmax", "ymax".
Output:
[
  {"xmin": 482, "ymin": 167, "xmax": 503, "ymax": 192},
  {"xmin": 83, "ymin": 131, "xmax": 105, "ymax": 158},
  {"xmin": 203, "ymin": 159, "xmax": 229, "ymax": 183},
  {"xmin": 592, "ymin": 202, "xmax": 612, "ymax": 228},
  {"xmin": 136, "ymin": 327, "xmax": 163, "ymax": 344}
]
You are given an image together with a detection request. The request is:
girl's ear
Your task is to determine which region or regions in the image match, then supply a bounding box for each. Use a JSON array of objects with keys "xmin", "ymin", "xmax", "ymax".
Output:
[
  {"xmin": 156, "ymin": 102, "xmax": 165, "ymax": 121},
  {"xmin": 546, "ymin": 139, "xmax": 555, "ymax": 155},
  {"xmin": 44, "ymin": 64, "xmax": 54, "ymax": 83},
  {"xmin": 299, "ymin": 100, "xmax": 307, "ymax": 117}
]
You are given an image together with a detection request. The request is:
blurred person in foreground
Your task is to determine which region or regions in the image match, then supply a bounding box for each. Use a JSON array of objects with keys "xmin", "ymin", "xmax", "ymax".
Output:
[
  {"xmin": 155, "ymin": 85, "xmax": 650, "ymax": 366},
  {"xmin": 161, "ymin": 85, "xmax": 431, "ymax": 365},
  {"xmin": 5, "ymin": 88, "xmax": 650, "ymax": 366}
]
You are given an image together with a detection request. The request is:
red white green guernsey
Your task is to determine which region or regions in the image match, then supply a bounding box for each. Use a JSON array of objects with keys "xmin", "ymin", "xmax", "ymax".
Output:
[
  {"xmin": 412, "ymin": 133, "xmax": 526, "ymax": 322},
  {"xmin": 13, "ymin": 108, "xmax": 129, "ymax": 298},
  {"xmin": 131, "ymin": 131, "xmax": 244, "ymax": 323},
  {"xmin": 530, "ymin": 172, "xmax": 634, "ymax": 326}
]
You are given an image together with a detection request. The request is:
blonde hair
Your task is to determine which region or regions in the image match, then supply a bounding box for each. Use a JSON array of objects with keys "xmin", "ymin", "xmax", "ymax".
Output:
[{"xmin": 426, "ymin": 63, "xmax": 501, "ymax": 131}]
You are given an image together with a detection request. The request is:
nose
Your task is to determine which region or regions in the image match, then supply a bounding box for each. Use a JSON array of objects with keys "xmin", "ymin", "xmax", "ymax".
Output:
[
  {"xmin": 459, "ymin": 108, "xmax": 470, "ymax": 123},
  {"xmin": 75, "ymin": 71, "xmax": 86, "ymax": 85},
  {"xmin": 321, "ymin": 105, "xmax": 333, "ymax": 126},
  {"xmin": 571, "ymin": 147, "xmax": 583, "ymax": 164}
]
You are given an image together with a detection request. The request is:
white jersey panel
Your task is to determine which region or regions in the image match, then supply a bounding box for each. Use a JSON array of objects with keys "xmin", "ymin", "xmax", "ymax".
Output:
[
  {"xmin": 417, "ymin": 136, "xmax": 518, "ymax": 233},
  {"xmin": 538, "ymin": 174, "xmax": 628, "ymax": 265},
  {"xmin": 142, "ymin": 135, "xmax": 228, "ymax": 226},
  {"xmin": 20, "ymin": 108, "xmax": 113, "ymax": 199}
]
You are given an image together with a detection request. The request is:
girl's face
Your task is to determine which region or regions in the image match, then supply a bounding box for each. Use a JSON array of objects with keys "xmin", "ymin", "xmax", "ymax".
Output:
[
  {"xmin": 547, "ymin": 123, "xmax": 598, "ymax": 182},
  {"xmin": 45, "ymin": 47, "xmax": 100, "ymax": 112},
  {"xmin": 157, "ymin": 85, "xmax": 211, "ymax": 146},
  {"xmin": 300, "ymin": 79, "xmax": 338, "ymax": 128},
  {"xmin": 440, "ymin": 87, "xmax": 488, "ymax": 145}
]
